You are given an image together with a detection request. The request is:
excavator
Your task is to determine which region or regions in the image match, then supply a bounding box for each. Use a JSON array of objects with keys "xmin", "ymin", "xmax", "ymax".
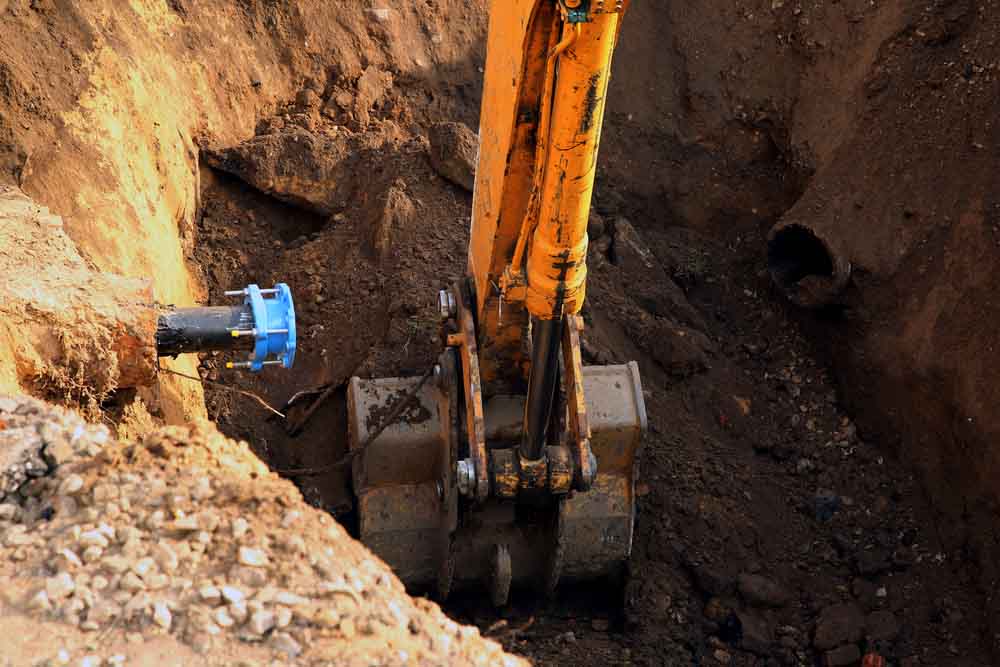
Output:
[
  {"xmin": 344, "ymin": 0, "xmax": 645, "ymax": 604},
  {"xmin": 156, "ymin": 0, "xmax": 644, "ymax": 605}
]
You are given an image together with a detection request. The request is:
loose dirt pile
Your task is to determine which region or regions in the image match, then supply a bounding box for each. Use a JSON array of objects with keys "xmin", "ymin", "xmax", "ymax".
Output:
[{"xmin": 0, "ymin": 396, "xmax": 523, "ymax": 666}]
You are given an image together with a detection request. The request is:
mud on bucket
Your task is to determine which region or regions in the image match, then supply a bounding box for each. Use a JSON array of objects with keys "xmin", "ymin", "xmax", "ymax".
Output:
[{"xmin": 767, "ymin": 222, "xmax": 851, "ymax": 308}]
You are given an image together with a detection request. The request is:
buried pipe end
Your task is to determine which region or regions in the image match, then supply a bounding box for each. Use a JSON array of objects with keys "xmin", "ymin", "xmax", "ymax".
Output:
[{"xmin": 767, "ymin": 223, "xmax": 851, "ymax": 308}]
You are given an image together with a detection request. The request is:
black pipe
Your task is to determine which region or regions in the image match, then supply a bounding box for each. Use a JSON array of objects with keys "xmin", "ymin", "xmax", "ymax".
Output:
[
  {"xmin": 520, "ymin": 317, "xmax": 563, "ymax": 461},
  {"xmin": 156, "ymin": 306, "xmax": 255, "ymax": 357}
]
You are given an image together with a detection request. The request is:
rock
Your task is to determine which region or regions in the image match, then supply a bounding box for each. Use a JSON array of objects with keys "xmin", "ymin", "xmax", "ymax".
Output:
[
  {"xmin": 54, "ymin": 548, "xmax": 84, "ymax": 570},
  {"xmin": 591, "ymin": 618, "xmax": 610, "ymax": 632},
  {"xmin": 738, "ymin": 573, "xmax": 792, "ymax": 608},
  {"xmin": 101, "ymin": 555, "xmax": 130, "ymax": 574},
  {"xmin": 231, "ymin": 518, "xmax": 249, "ymax": 539},
  {"xmin": 152, "ymin": 601, "xmax": 172, "ymax": 630},
  {"xmin": 213, "ymin": 607, "xmax": 235, "ymax": 628},
  {"xmin": 229, "ymin": 600, "xmax": 249, "ymax": 624},
  {"xmin": 824, "ymin": 644, "xmax": 861, "ymax": 666},
  {"xmin": 281, "ymin": 511, "xmax": 300, "ymax": 528},
  {"xmin": 738, "ymin": 611, "xmax": 773, "ymax": 656},
  {"xmin": 167, "ymin": 515, "xmax": 198, "ymax": 532},
  {"xmin": 153, "ymin": 543, "xmax": 179, "ymax": 573},
  {"xmin": 0, "ymin": 503, "xmax": 19, "ymax": 521},
  {"xmin": 610, "ymin": 217, "xmax": 706, "ymax": 329},
  {"xmin": 78, "ymin": 656, "xmax": 101, "ymax": 667},
  {"xmin": 248, "ymin": 609, "xmax": 276, "ymax": 635},
  {"xmin": 364, "ymin": 180, "xmax": 414, "ymax": 261},
  {"xmin": 866, "ymin": 610, "xmax": 900, "ymax": 642},
  {"xmin": 353, "ymin": 66, "xmax": 394, "ymax": 126},
  {"xmin": 57, "ymin": 474, "xmax": 84, "ymax": 495},
  {"xmin": 428, "ymin": 121, "xmax": 478, "ymax": 191},
  {"xmin": 132, "ymin": 557, "xmax": 156, "ymax": 578},
  {"xmin": 237, "ymin": 546, "xmax": 269, "ymax": 568},
  {"xmin": 119, "ymin": 572, "xmax": 145, "ymax": 592},
  {"xmin": 814, "ymin": 489, "xmax": 842, "ymax": 522},
  {"xmin": 45, "ymin": 572, "xmax": 75, "ymax": 600},
  {"xmin": 28, "ymin": 589, "xmax": 52, "ymax": 612},
  {"xmin": 199, "ymin": 585, "xmax": 221, "ymax": 605},
  {"xmin": 814, "ymin": 603, "xmax": 865, "ymax": 651},
  {"xmin": 79, "ymin": 530, "xmax": 109, "ymax": 549},
  {"xmin": 42, "ymin": 439, "xmax": 75, "ymax": 468},
  {"xmin": 588, "ymin": 210, "xmax": 607, "ymax": 240},
  {"xmin": 230, "ymin": 565, "xmax": 268, "ymax": 587},
  {"xmin": 220, "ymin": 585, "xmax": 245, "ymax": 605},
  {"xmin": 270, "ymin": 632, "xmax": 302, "ymax": 658},
  {"xmin": 275, "ymin": 606, "xmax": 292, "ymax": 628},
  {"xmin": 82, "ymin": 546, "xmax": 103, "ymax": 564},
  {"xmin": 855, "ymin": 548, "xmax": 891, "ymax": 576}
]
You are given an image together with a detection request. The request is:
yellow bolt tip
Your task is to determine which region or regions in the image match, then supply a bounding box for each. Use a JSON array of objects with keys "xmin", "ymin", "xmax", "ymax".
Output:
[
  {"xmin": 225, "ymin": 362, "xmax": 234, "ymax": 369},
  {"xmin": 231, "ymin": 330, "xmax": 239, "ymax": 337}
]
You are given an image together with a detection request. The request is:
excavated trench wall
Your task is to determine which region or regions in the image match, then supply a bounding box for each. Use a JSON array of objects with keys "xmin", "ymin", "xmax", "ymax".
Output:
[{"xmin": 0, "ymin": 0, "xmax": 485, "ymax": 421}]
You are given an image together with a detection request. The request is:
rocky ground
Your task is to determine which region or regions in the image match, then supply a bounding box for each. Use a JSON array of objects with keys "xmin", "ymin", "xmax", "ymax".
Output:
[{"xmin": 0, "ymin": 396, "xmax": 523, "ymax": 666}]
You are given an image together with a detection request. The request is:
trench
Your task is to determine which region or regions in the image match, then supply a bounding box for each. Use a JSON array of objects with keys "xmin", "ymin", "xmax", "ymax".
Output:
[{"xmin": 189, "ymin": 143, "xmax": 995, "ymax": 666}]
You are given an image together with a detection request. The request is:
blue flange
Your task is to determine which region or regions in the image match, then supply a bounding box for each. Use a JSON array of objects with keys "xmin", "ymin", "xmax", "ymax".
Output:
[{"xmin": 228, "ymin": 283, "xmax": 297, "ymax": 372}]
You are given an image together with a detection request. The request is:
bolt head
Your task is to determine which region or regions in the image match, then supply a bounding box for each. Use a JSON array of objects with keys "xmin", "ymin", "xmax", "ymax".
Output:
[
  {"xmin": 438, "ymin": 289, "xmax": 457, "ymax": 320},
  {"xmin": 456, "ymin": 459, "xmax": 476, "ymax": 497}
]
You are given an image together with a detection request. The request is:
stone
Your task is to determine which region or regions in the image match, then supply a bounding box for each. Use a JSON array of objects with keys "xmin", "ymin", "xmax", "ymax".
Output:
[
  {"xmin": 824, "ymin": 644, "xmax": 862, "ymax": 666},
  {"xmin": 229, "ymin": 600, "xmax": 249, "ymax": 624},
  {"xmin": 0, "ymin": 503, "xmax": 19, "ymax": 521},
  {"xmin": 119, "ymin": 572, "xmax": 145, "ymax": 592},
  {"xmin": 213, "ymin": 607, "xmax": 235, "ymax": 628},
  {"xmin": 167, "ymin": 515, "xmax": 199, "ymax": 532},
  {"xmin": 28, "ymin": 589, "xmax": 52, "ymax": 612},
  {"xmin": 738, "ymin": 611, "xmax": 774, "ymax": 656},
  {"xmin": 132, "ymin": 557, "xmax": 156, "ymax": 578},
  {"xmin": 101, "ymin": 555, "xmax": 130, "ymax": 574},
  {"xmin": 231, "ymin": 518, "xmax": 249, "ymax": 539},
  {"xmin": 814, "ymin": 489, "xmax": 842, "ymax": 522},
  {"xmin": 152, "ymin": 601, "xmax": 172, "ymax": 630},
  {"xmin": 57, "ymin": 474, "xmax": 84, "ymax": 495},
  {"xmin": 238, "ymin": 546, "xmax": 269, "ymax": 567},
  {"xmin": 856, "ymin": 548, "xmax": 891, "ymax": 576},
  {"xmin": 199, "ymin": 585, "xmax": 221, "ymax": 605},
  {"xmin": 270, "ymin": 632, "xmax": 302, "ymax": 658},
  {"xmin": 54, "ymin": 548, "xmax": 84, "ymax": 570},
  {"xmin": 248, "ymin": 609, "xmax": 276, "ymax": 635},
  {"xmin": 738, "ymin": 573, "xmax": 792, "ymax": 608},
  {"xmin": 274, "ymin": 591, "xmax": 308, "ymax": 607},
  {"xmin": 79, "ymin": 530, "xmax": 109, "ymax": 549},
  {"xmin": 153, "ymin": 543, "xmax": 179, "ymax": 573},
  {"xmin": 42, "ymin": 439, "xmax": 75, "ymax": 468},
  {"xmin": 427, "ymin": 121, "xmax": 478, "ymax": 191},
  {"xmin": 275, "ymin": 606, "xmax": 292, "ymax": 628},
  {"xmin": 79, "ymin": 656, "xmax": 101, "ymax": 667},
  {"xmin": 82, "ymin": 546, "xmax": 103, "ymax": 564},
  {"xmin": 221, "ymin": 585, "xmax": 245, "ymax": 605},
  {"xmin": 814, "ymin": 603, "xmax": 865, "ymax": 651},
  {"xmin": 45, "ymin": 572, "xmax": 75, "ymax": 600},
  {"xmin": 866, "ymin": 610, "xmax": 900, "ymax": 642}
]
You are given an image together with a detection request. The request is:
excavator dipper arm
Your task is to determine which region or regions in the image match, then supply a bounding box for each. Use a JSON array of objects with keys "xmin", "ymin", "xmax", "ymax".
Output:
[{"xmin": 346, "ymin": 0, "xmax": 646, "ymax": 605}]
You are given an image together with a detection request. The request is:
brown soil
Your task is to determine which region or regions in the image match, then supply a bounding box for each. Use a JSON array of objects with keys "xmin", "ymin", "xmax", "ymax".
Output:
[{"xmin": 2, "ymin": 1, "xmax": 1000, "ymax": 666}]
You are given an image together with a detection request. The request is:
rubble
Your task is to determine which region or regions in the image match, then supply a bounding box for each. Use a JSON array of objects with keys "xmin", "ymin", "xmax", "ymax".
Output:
[{"xmin": 0, "ymin": 396, "xmax": 525, "ymax": 666}]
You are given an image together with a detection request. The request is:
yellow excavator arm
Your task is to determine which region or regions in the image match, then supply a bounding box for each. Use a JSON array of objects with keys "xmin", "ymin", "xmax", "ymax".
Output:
[{"xmin": 347, "ymin": 0, "xmax": 645, "ymax": 605}]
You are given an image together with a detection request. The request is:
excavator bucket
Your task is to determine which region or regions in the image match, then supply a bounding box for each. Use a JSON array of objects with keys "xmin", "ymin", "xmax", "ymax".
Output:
[{"xmin": 346, "ymin": 338, "xmax": 646, "ymax": 602}]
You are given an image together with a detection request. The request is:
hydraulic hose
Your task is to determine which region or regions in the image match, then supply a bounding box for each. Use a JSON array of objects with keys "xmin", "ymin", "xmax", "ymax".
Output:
[{"xmin": 520, "ymin": 317, "xmax": 564, "ymax": 461}]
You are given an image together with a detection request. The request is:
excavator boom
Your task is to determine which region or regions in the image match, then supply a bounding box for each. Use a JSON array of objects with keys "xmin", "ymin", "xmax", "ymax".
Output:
[{"xmin": 346, "ymin": 0, "xmax": 645, "ymax": 604}]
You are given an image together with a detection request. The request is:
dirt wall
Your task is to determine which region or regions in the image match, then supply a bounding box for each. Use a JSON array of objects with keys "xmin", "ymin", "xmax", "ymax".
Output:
[{"xmin": 0, "ymin": 0, "xmax": 486, "ymax": 422}]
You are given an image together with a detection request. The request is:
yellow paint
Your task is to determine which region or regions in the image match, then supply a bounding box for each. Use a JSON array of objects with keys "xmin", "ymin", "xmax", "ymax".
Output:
[{"xmin": 470, "ymin": 3, "xmax": 628, "ymax": 390}]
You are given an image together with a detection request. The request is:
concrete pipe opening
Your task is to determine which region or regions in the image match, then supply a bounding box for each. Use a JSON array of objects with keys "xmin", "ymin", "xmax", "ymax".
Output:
[{"xmin": 767, "ymin": 223, "xmax": 851, "ymax": 308}]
